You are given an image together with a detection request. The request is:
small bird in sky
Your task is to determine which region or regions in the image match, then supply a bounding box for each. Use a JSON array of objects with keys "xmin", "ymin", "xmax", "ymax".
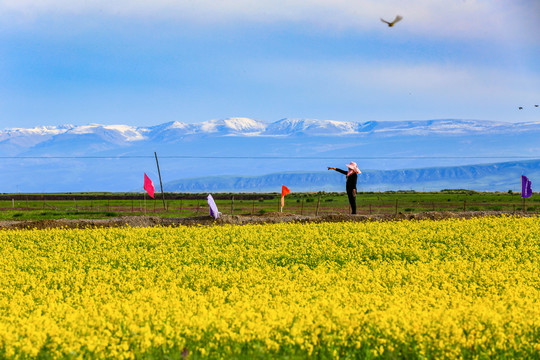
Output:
[
  {"xmin": 381, "ymin": 15, "xmax": 403, "ymax": 27},
  {"xmin": 519, "ymin": 107, "xmax": 523, "ymax": 110},
  {"xmin": 535, "ymin": 105, "xmax": 539, "ymax": 107}
]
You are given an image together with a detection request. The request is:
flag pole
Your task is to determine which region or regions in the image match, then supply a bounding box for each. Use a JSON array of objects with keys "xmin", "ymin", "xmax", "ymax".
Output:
[{"xmin": 154, "ymin": 152, "xmax": 166, "ymax": 210}]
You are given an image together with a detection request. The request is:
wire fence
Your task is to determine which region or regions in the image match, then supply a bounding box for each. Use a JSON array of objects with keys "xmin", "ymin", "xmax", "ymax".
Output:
[{"xmin": 1, "ymin": 194, "xmax": 538, "ymax": 218}]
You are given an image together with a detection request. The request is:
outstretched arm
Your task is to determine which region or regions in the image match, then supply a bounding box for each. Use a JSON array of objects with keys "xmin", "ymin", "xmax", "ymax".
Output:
[{"xmin": 328, "ymin": 167, "xmax": 347, "ymax": 175}]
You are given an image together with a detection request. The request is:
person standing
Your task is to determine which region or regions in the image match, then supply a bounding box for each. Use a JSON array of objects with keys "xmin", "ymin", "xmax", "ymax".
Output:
[{"xmin": 328, "ymin": 162, "xmax": 361, "ymax": 214}]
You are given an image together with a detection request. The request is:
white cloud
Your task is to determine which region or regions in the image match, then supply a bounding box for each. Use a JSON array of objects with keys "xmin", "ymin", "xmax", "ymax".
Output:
[
  {"xmin": 347, "ymin": 62, "xmax": 538, "ymax": 102},
  {"xmin": 249, "ymin": 57, "xmax": 540, "ymax": 108},
  {"xmin": 1, "ymin": 0, "xmax": 537, "ymax": 43}
]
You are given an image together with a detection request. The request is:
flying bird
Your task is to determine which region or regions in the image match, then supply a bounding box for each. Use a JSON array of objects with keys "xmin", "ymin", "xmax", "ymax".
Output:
[
  {"xmin": 381, "ymin": 15, "xmax": 403, "ymax": 27},
  {"xmin": 535, "ymin": 105, "xmax": 539, "ymax": 107},
  {"xmin": 519, "ymin": 107, "xmax": 523, "ymax": 110}
]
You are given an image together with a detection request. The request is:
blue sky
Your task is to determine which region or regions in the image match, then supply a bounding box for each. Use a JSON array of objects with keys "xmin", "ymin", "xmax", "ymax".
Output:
[{"xmin": 0, "ymin": 0, "xmax": 539, "ymax": 129}]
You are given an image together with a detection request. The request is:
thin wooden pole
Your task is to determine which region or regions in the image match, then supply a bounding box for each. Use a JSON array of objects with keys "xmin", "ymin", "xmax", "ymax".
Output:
[
  {"xmin": 154, "ymin": 152, "xmax": 167, "ymax": 210},
  {"xmin": 316, "ymin": 194, "xmax": 320, "ymax": 216}
]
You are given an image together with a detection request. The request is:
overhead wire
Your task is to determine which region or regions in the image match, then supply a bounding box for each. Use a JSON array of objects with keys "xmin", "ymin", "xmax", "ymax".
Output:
[{"xmin": 0, "ymin": 155, "xmax": 539, "ymax": 160}]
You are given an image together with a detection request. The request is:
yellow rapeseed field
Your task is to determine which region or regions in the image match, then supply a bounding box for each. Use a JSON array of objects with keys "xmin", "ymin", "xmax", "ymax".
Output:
[{"xmin": 0, "ymin": 215, "xmax": 539, "ymax": 359}]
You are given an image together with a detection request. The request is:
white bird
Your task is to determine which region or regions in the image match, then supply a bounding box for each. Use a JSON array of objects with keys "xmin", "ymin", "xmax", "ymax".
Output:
[{"xmin": 381, "ymin": 15, "xmax": 403, "ymax": 27}]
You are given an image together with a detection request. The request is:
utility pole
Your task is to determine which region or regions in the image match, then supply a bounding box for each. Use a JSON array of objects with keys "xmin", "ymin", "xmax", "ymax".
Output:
[{"xmin": 154, "ymin": 152, "xmax": 167, "ymax": 210}]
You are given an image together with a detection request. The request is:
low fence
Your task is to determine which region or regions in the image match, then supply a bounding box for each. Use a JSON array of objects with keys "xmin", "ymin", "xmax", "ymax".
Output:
[
  {"xmin": 1, "ymin": 196, "xmax": 538, "ymax": 217},
  {"xmin": 0, "ymin": 193, "xmax": 273, "ymax": 201}
]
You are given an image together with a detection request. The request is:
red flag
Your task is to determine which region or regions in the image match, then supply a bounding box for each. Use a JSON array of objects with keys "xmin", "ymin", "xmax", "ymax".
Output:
[
  {"xmin": 144, "ymin": 173, "xmax": 155, "ymax": 199},
  {"xmin": 281, "ymin": 185, "xmax": 290, "ymax": 207}
]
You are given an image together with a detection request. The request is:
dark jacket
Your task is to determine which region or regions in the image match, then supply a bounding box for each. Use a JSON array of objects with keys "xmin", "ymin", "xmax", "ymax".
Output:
[{"xmin": 334, "ymin": 168, "xmax": 357, "ymax": 193}]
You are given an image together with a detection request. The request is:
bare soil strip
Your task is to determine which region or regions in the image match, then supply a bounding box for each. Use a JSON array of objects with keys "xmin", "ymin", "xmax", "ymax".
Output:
[{"xmin": 0, "ymin": 211, "xmax": 537, "ymax": 230}]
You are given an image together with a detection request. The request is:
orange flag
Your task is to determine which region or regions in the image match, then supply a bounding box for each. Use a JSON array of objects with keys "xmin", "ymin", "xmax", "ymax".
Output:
[{"xmin": 281, "ymin": 185, "xmax": 291, "ymax": 208}]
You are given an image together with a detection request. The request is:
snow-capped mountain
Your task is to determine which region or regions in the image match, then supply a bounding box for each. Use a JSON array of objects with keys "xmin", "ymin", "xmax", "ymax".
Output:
[
  {"xmin": 4, "ymin": 118, "xmax": 540, "ymax": 150},
  {"xmin": 0, "ymin": 124, "xmax": 76, "ymax": 147},
  {"xmin": 1, "ymin": 118, "xmax": 539, "ymax": 192},
  {"xmin": 263, "ymin": 118, "xmax": 359, "ymax": 136},
  {"xmin": 66, "ymin": 124, "xmax": 145, "ymax": 142}
]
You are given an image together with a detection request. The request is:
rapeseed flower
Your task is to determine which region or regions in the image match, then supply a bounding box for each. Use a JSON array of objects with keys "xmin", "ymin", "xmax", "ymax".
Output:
[{"xmin": 0, "ymin": 216, "xmax": 538, "ymax": 358}]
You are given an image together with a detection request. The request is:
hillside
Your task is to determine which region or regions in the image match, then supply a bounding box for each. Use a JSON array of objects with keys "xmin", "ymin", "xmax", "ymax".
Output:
[{"xmin": 164, "ymin": 159, "xmax": 540, "ymax": 193}]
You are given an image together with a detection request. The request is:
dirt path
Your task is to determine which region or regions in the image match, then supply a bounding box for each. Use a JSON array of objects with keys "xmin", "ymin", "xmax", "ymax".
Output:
[{"xmin": 0, "ymin": 211, "xmax": 537, "ymax": 230}]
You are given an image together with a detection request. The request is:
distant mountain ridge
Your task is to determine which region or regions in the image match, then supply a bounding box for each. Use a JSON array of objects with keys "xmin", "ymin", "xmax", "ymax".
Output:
[
  {"xmin": 1, "ymin": 118, "xmax": 539, "ymax": 192},
  {"xmin": 164, "ymin": 159, "xmax": 540, "ymax": 193},
  {"xmin": 3, "ymin": 118, "xmax": 540, "ymax": 147}
]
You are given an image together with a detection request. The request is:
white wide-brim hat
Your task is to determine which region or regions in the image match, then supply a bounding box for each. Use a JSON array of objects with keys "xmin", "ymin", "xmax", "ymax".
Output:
[{"xmin": 346, "ymin": 161, "xmax": 360, "ymax": 174}]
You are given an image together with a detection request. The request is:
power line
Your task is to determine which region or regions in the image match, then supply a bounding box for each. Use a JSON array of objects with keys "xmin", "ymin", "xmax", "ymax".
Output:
[{"xmin": 1, "ymin": 155, "xmax": 540, "ymax": 160}]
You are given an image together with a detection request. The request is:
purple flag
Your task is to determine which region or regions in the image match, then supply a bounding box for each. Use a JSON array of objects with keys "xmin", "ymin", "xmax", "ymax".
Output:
[
  {"xmin": 521, "ymin": 175, "xmax": 532, "ymax": 198},
  {"xmin": 207, "ymin": 194, "xmax": 220, "ymax": 219}
]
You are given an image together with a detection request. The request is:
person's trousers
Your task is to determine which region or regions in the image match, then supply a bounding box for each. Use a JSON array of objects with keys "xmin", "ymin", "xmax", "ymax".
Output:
[{"xmin": 347, "ymin": 191, "xmax": 356, "ymax": 214}]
